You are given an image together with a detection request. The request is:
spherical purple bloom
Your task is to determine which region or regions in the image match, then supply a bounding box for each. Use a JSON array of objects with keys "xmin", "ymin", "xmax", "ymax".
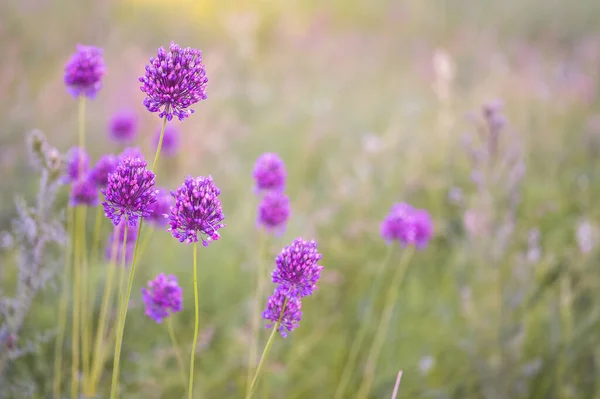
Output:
[
  {"xmin": 271, "ymin": 238, "xmax": 323, "ymax": 298},
  {"xmin": 152, "ymin": 125, "xmax": 180, "ymax": 157},
  {"xmin": 139, "ymin": 41, "xmax": 208, "ymax": 121},
  {"xmin": 253, "ymin": 153, "xmax": 286, "ymax": 192},
  {"xmin": 104, "ymin": 221, "xmax": 139, "ymax": 265},
  {"xmin": 262, "ymin": 288, "xmax": 302, "ymax": 338},
  {"xmin": 63, "ymin": 147, "xmax": 90, "ymax": 184},
  {"xmin": 64, "ymin": 45, "xmax": 106, "ymax": 99},
  {"xmin": 101, "ymin": 157, "xmax": 157, "ymax": 227},
  {"xmin": 108, "ymin": 110, "xmax": 138, "ymax": 143},
  {"xmin": 70, "ymin": 177, "xmax": 99, "ymax": 207},
  {"xmin": 142, "ymin": 273, "xmax": 183, "ymax": 323},
  {"xmin": 380, "ymin": 202, "xmax": 433, "ymax": 249},
  {"xmin": 145, "ymin": 188, "xmax": 172, "ymax": 228},
  {"xmin": 168, "ymin": 176, "xmax": 225, "ymax": 246},
  {"xmin": 89, "ymin": 154, "xmax": 118, "ymax": 188},
  {"xmin": 257, "ymin": 191, "xmax": 290, "ymax": 235}
]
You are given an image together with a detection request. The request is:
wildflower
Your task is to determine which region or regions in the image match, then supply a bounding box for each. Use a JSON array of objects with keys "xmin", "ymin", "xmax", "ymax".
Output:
[
  {"xmin": 262, "ymin": 288, "xmax": 302, "ymax": 338},
  {"xmin": 168, "ymin": 176, "xmax": 225, "ymax": 245},
  {"xmin": 108, "ymin": 110, "xmax": 138, "ymax": 143},
  {"xmin": 152, "ymin": 125, "xmax": 180, "ymax": 157},
  {"xmin": 139, "ymin": 41, "xmax": 208, "ymax": 121},
  {"xmin": 89, "ymin": 154, "xmax": 118, "ymax": 188},
  {"xmin": 146, "ymin": 188, "xmax": 172, "ymax": 228},
  {"xmin": 70, "ymin": 177, "xmax": 99, "ymax": 207},
  {"xmin": 142, "ymin": 273, "xmax": 183, "ymax": 323},
  {"xmin": 380, "ymin": 203, "xmax": 433, "ymax": 249},
  {"xmin": 63, "ymin": 147, "xmax": 90, "ymax": 183},
  {"xmin": 64, "ymin": 44, "xmax": 106, "ymax": 98},
  {"xmin": 271, "ymin": 238, "xmax": 323, "ymax": 298},
  {"xmin": 105, "ymin": 221, "xmax": 139, "ymax": 265},
  {"xmin": 253, "ymin": 153, "xmax": 286, "ymax": 192},
  {"xmin": 257, "ymin": 191, "xmax": 290, "ymax": 234},
  {"xmin": 102, "ymin": 157, "xmax": 157, "ymax": 226}
]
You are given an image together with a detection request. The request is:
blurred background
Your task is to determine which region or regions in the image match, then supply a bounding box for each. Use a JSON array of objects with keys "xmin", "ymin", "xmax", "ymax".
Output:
[{"xmin": 1, "ymin": 0, "xmax": 600, "ymax": 398}]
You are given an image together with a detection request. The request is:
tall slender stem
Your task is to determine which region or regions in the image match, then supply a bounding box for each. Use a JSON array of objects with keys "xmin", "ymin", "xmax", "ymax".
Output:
[
  {"xmin": 246, "ymin": 298, "xmax": 288, "ymax": 399},
  {"xmin": 80, "ymin": 207, "xmax": 91, "ymax": 395},
  {"xmin": 247, "ymin": 231, "xmax": 267, "ymax": 395},
  {"xmin": 71, "ymin": 207, "xmax": 83, "ymax": 399},
  {"xmin": 53, "ymin": 205, "xmax": 74, "ymax": 399},
  {"xmin": 167, "ymin": 317, "xmax": 187, "ymax": 386},
  {"xmin": 334, "ymin": 245, "xmax": 395, "ymax": 399},
  {"xmin": 188, "ymin": 242, "xmax": 199, "ymax": 399},
  {"xmin": 152, "ymin": 116, "xmax": 168, "ymax": 172},
  {"xmin": 78, "ymin": 96, "xmax": 86, "ymax": 151},
  {"xmin": 356, "ymin": 247, "xmax": 415, "ymax": 399}
]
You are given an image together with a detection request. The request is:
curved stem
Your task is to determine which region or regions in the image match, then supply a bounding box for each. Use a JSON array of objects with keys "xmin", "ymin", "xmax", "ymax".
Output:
[
  {"xmin": 188, "ymin": 242, "xmax": 199, "ymax": 399},
  {"xmin": 334, "ymin": 245, "xmax": 395, "ymax": 399},
  {"xmin": 167, "ymin": 317, "xmax": 187, "ymax": 386},
  {"xmin": 247, "ymin": 231, "xmax": 267, "ymax": 395},
  {"xmin": 151, "ymin": 116, "xmax": 168, "ymax": 172},
  {"xmin": 356, "ymin": 247, "xmax": 415, "ymax": 399}
]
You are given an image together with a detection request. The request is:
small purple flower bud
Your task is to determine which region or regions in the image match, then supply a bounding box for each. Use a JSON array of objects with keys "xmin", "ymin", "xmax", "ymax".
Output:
[
  {"xmin": 63, "ymin": 147, "xmax": 90, "ymax": 184},
  {"xmin": 108, "ymin": 110, "xmax": 138, "ymax": 143},
  {"xmin": 89, "ymin": 154, "xmax": 118, "ymax": 188},
  {"xmin": 271, "ymin": 238, "xmax": 324, "ymax": 298},
  {"xmin": 168, "ymin": 176, "xmax": 225, "ymax": 246},
  {"xmin": 380, "ymin": 202, "xmax": 433, "ymax": 249},
  {"xmin": 153, "ymin": 125, "xmax": 180, "ymax": 157},
  {"xmin": 70, "ymin": 177, "xmax": 99, "ymax": 207},
  {"xmin": 257, "ymin": 191, "xmax": 290, "ymax": 235},
  {"xmin": 253, "ymin": 153, "xmax": 286, "ymax": 192},
  {"xmin": 262, "ymin": 288, "xmax": 302, "ymax": 338},
  {"xmin": 64, "ymin": 45, "xmax": 106, "ymax": 99},
  {"xmin": 142, "ymin": 273, "xmax": 183, "ymax": 323},
  {"xmin": 145, "ymin": 188, "xmax": 172, "ymax": 228},
  {"xmin": 139, "ymin": 42, "xmax": 208, "ymax": 121}
]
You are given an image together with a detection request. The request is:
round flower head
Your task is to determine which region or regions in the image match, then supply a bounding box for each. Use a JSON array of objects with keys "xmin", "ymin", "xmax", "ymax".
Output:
[
  {"xmin": 253, "ymin": 153, "xmax": 286, "ymax": 192},
  {"xmin": 70, "ymin": 177, "xmax": 99, "ymax": 207},
  {"xmin": 109, "ymin": 110, "xmax": 138, "ymax": 143},
  {"xmin": 101, "ymin": 157, "xmax": 157, "ymax": 226},
  {"xmin": 145, "ymin": 188, "xmax": 172, "ymax": 228},
  {"xmin": 271, "ymin": 238, "xmax": 324, "ymax": 298},
  {"xmin": 139, "ymin": 41, "xmax": 208, "ymax": 121},
  {"xmin": 105, "ymin": 221, "xmax": 139, "ymax": 265},
  {"xmin": 63, "ymin": 147, "xmax": 90, "ymax": 184},
  {"xmin": 257, "ymin": 191, "xmax": 290, "ymax": 235},
  {"xmin": 380, "ymin": 202, "xmax": 433, "ymax": 249},
  {"xmin": 262, "ymin": 288, "xmax": 302, "ymax": 338},
  {"xmin": 64, "ymin": 45, "xmax": 106, "ymax": 99},
  {"xmin": 89, "ymin": 154, "xmax": 118, "ymax": 188},
  {"xmin": 142, "ymin": 273, "xmax": 183, "ymax": 323},
  {"xmin": 152, "ymin": 125, "xmax": 180, "ymax": 157},
  {"xmin": 168, "ymin": 176, "xmax": 225, "ymax": 246}
]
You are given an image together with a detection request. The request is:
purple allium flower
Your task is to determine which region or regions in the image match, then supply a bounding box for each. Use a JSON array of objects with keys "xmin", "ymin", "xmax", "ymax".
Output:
[
  {"xmin": 142, "ymin": 273, "xmax": 183, "ymax": 323},
  {"xmin": 253, "ymin": 153, "xmax": 286, "ymax": 192},
  {"xmin": 168, "ymin": 176, "xmax": 225, "ymax": 246},
  {"xmin": 380, "ymin": 202, "xmax": 433, "ymax": 249},
  {"xmin": 70, "ymin": 177, "xmax": 99, "ymax": 207},
  {"xmin": 145, "ymin": 188, "xmax": 172, "ymax": 228},
  {"xmin": 109, "ymin": 110, "xmax": 138, "ymax": 143},
  {"xmin": 64, "ymin": 45, "xmax": 106, "ymax": 99},
  {"xmin": 89, "ymin": 154, "xmax": 118, "ymax": 188},
  {"xmin": 271, "ymin": 238, "xmax": 323, "ymax": 298},
  {"xmin": 257, "ymin": 191, "xmax": 290, "ymax": 235},
  {"xmin": 152, "ymin": 125, "xmax": 180, "ymax": 157},
  {"xmin": 105, "ymin": 221, "xmax": 139, "ymax": 265},
  {"xmin": 262, "ymin": 288, "xmax": 302, "ymax": 338},
  {"xmin": 102, "ymin": 157, "xmax": 157, "ymax": 226},
  {"xmin": 118, "ymin": 147, "xmax": 145, "ymax": 162},
  {"xmin": 139, "ymin": 42, "xmax": 208, "ymax": 121},
  {"xmin": 63, "ymin": 147, "xmax": 90, "ymax": 184}
]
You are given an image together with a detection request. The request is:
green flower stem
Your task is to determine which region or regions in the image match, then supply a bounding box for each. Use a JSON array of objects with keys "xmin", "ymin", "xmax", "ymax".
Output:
[
  {"xmin": 152, "ymin": 116, "xmax": 168, "ymax": 172},
  {"xmin": 167, "ymin": 317, "xmax": 187, "ymax": 386},
  {"xmin": 80, "ymin": 207, "xmax": 91, "ymax": 395},
  {"xmin": 188, "ymin": 242, "xmax": 199, "ymax": 399},
  {"xmin": 71, "ymin": 207, "xmax": 83, "ymax": 399},
  {"xmin": 356, "ymin": 247, "xmax": 415, "ymax": 399}
]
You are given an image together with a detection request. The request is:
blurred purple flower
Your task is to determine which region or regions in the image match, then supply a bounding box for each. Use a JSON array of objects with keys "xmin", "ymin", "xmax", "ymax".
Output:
[
  {"xmin": 168, "ymin": 176, "xmax": 225, "ymax": 245},
  {"xmin": 380, "ymin": 202, "xmax": 433, "ymax": 249},
  {"xmin": 63, "ymin": 147, "xmax": 90, "ymax": 184},
  {"xmin": 109, "ymin": 110, "xmax": 138, "ymax": 143},
  {"xmin": 70, "ymin": 176, "xmax": 98, "ymax": 207},
  {"xmin": 257, "ymin": 191, "xmax": 290, "ymax": 235},
  {"xmin": 271, "ymin": 238, "xmax": 323, "ymax": 298},
  {"xmin": 262, "ymin": 288, "xmax": 302, "ymax": 338},
  {"xmin": 253, "ymin": 153, "xmax": 286, "ymax": 192},
  {"xmin": 139, "ymin": 41, "xmax": 208, "ymax": 121},
  {"xmin": 105, "ymin": 221, "xmax": 139, "ymax": 265},
  {"xmin": 153, "ymin": 125, "xmax": 180, "ymax": 157},
  {"xmin": 64, "ymin": 44, "xmax": 106, "ymax": 99},
  {"xmin": 146, "ymin": 188, "xmax": 172, "ymax": 228},
  {"xmin": 118, "ymin": 147, "xmax": 145, "ymax": 162},
  {"xmin": 101, "ymin": 157, "xmax": 157, "ymax": 226},
  {"xmin": 142, "ymin": 273, "xmax": 183, "ymax": 323},
  {"xmin": 89, "ymin": 154, "xmax": 118, "ymax": 188}
]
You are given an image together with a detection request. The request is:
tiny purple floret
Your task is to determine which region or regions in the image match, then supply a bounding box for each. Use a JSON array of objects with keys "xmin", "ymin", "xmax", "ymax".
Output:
[
  {"xmin": 142, "ymin": 273, "xmax": 183, "ymax": 323},
  {"xmin": 253, "ymin": 153, "xmax": 286, "ymax": 192},
  {"xmin": 271, "ymin": 238, "xmax": 323, "ymax": 298},
  {"xmin": 64, "ymin": 45, "xmax": 106, "ymax": 99},
  {"xmin": 262, "ymin": 288, "xmax": 302, "ymax": 338}
]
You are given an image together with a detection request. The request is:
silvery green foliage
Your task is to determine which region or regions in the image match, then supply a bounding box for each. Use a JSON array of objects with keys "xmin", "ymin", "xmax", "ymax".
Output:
[{"xmin": 0, "ymin": 131, "xmax": 65, "ymax": 396}]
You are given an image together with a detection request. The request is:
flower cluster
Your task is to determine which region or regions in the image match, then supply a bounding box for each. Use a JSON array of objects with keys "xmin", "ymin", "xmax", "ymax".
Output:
[
  {"xmin": 64, "ymin": 44, "xmax": 106, "ymax": 99},
  {"xmin": 254, "ymin": 153, "xmax": 290, "ymax": 234},
  {"xmin": 109, "ymin": 110, "xmax": 138, "ymax": 143},
  {"xmin": 139, "ymin": 41, "xmax": 208, "ymax": 121},
  {"xmin": 142, "ymin": 273, "xmax": 183, "ymax": 323},
  {"xmin": 253, "ymin": 153, "xmax": 286, "ymax": 192},
  {"xmin": 263, "ymin": 238, "xmax": 323, "ymax": 337},
  {"xmin": 167, "ymin": 176, "xmax": 225, "ymax": 245},
  {"xmin": 257, "ymin": 191, "xmax": 290, "ymax": 235},
  {"xmin": 380, "ymin": 202, "xmax": 433, "ymax": 249}
]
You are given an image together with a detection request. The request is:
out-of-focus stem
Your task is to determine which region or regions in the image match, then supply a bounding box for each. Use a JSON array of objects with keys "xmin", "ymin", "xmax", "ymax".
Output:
[
  {"xmin": 188, "ymin": 242, "xmax": 199, "ymax": 399},
  {"xmin": 167, "ymin": 317, "xmax": 187, "ymax": 386},
  {"xmin": 247, "ymin": 230, "xmax": 267, "ymax": 395}
]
